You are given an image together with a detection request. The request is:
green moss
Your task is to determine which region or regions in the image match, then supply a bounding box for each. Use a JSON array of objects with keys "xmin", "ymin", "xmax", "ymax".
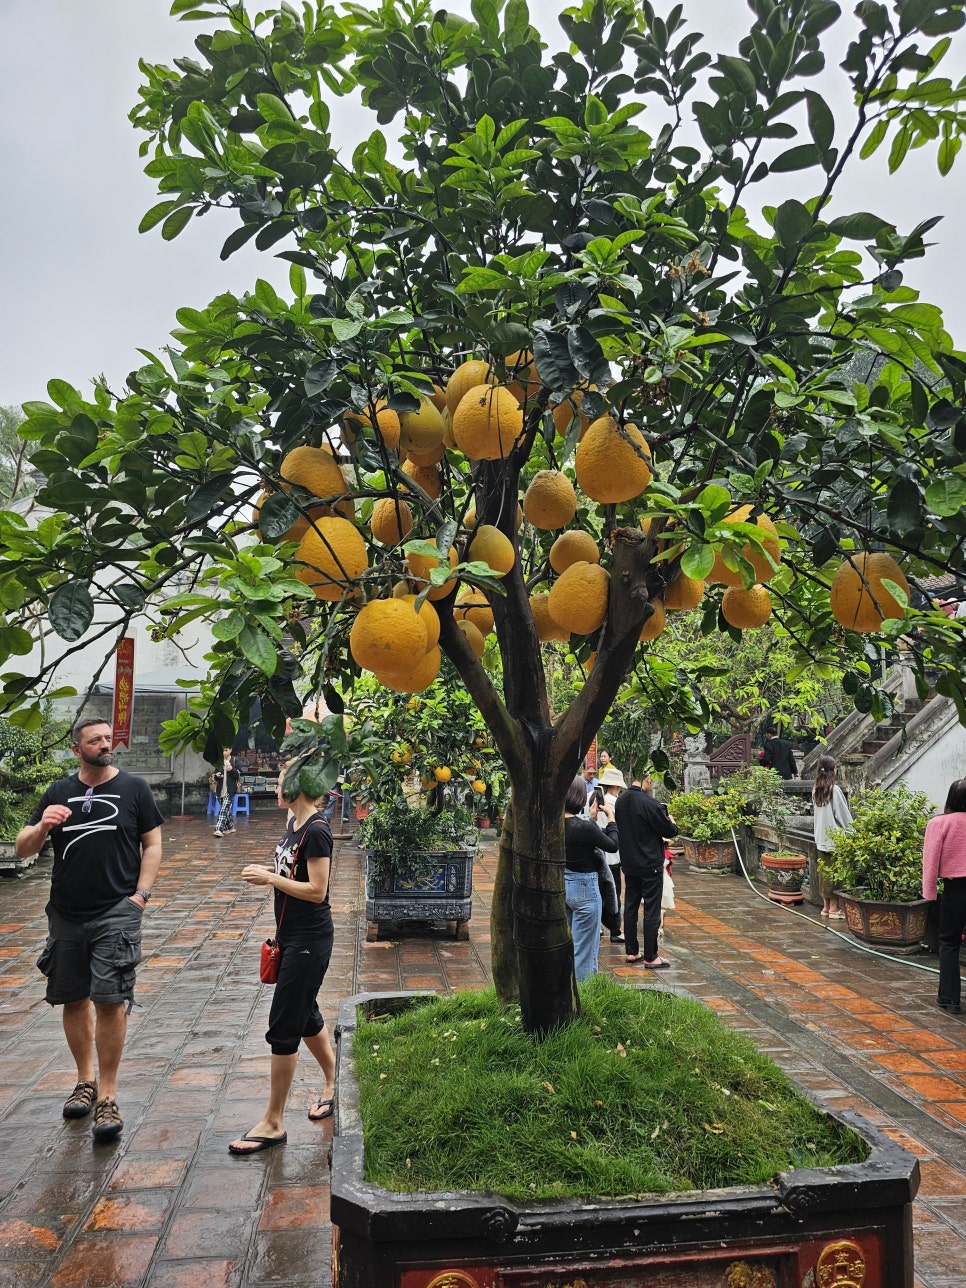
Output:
[{"xmin": 354, "ymin": 976, "xmax": 868, "ymax": 1200}]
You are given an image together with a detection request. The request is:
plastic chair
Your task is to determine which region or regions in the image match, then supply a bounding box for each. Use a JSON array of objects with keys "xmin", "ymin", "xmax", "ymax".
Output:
[
  {"xmin": 206, "ymin": 791, "xmax": 219, "ymax": 816},
  {"xmin": 232, "ymin": 793, "xmax": 251, "ymax": 817}
]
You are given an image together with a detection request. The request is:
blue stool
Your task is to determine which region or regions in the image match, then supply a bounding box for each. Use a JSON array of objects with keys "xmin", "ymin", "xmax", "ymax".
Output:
[
  {"xmin": 232, "ymin": 793, "xmax": 251, "ymax": 817},
  {"xmin": 206, "ymin": 791, "xmax": 219, "ymax": 816}
]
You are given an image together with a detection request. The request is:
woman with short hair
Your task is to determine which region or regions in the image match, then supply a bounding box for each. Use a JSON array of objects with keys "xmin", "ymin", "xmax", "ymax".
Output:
[
  {"xmin": 564, "ymin": 774, "xmax": 618, "ymax": 981},
  {"xmin": 228, "ymin": 759, "xmax": 336, "ymax": 1153}
]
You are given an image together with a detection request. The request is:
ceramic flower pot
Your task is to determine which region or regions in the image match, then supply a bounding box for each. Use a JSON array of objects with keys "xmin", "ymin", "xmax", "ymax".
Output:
[
  {"xmin": 760, "ymin": 851, "xmax": 808, "ymax": 905},
  {"xmin": 680, "ymin": 836, "xmax": 737, "ymax": 873},
  {"xmin": 364, "ymin": 848, "xmax": 475, "ymax": 941},
  {"xmin": 838, "ymin": 890, "xmax": 931, "ymax": 950}
]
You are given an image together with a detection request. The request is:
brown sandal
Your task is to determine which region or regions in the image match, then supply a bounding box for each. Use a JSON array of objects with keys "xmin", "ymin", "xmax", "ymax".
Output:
[
  {"xmin": 92, "ymin": 1097, "xmax": 123, "ymax": 1142},
  {"xmin": 63, "ymin": 1080, "xmax": 98, "ymax": 1119}
]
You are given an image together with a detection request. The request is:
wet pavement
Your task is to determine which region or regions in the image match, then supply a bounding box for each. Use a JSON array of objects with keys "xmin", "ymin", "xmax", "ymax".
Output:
[{"xmin": 0, "ymin": 815, "xmax": 963, "ymax": 1287}]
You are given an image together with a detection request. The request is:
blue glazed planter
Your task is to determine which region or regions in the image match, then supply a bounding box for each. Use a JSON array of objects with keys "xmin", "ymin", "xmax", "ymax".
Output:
[{"xmin": 364, "ymin": 848, "xmax": 475, "ymax": 940}]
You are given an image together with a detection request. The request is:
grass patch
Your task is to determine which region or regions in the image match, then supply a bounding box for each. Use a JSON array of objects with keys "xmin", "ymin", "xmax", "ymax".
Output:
[{"xmin": 354, "ymin": 975, "xmax": 868, "ymax": 1200}]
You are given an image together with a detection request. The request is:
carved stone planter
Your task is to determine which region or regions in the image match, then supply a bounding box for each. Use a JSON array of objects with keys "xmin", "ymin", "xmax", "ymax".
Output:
[
  {"xmin": 331, "ymin": 991, "xmax": 918, "ymax": 1288},
  {"xmin": 680, "ymin": 835, "xmax": 737, "ymax": 873},
  {"xmin": 839, "ymin": 890, "xmax": 931, "ymax": 950},
  {"xmin": 760, "ymin": 851, "xmax": 808, "ymax": 905},
  {"xmin": 364, "ymin": 848, "xmax": 475, "ymax": 941}
]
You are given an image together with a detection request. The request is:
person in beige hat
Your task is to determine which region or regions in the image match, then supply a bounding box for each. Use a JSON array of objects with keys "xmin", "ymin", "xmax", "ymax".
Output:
[{"xmin": 597, "ymin": 766, "xmax": 627, "ymax": 940}]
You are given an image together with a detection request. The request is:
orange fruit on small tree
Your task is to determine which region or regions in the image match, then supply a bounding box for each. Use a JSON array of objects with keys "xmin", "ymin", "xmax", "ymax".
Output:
[
  {"xmin": 294, "ymin": 517, "xmax": 368, "ymax": 601},
  {"xmin": 434, "ymin": 764, "xmax": 453, "ymax": 783},
  {"xmin": 523, "ymin": 470, "xmax": 577, "ymax": 530},
  {"xmin": 445, "ymin": 359, "xmax": 495, "ymax": 413},
  {"xmin": 529, "ymin": 592, "xmax": 570, "ymax": 642},
  {"xmin": 457, "ymin": 618, "xmax": 487, "ymax": 657},
  {"xmin": 709, "ymin": 507, "xmax": 782, "ymax": 585},
  {"xmin": 721, "ymin": 584, "xmax": 773, "ymax": 629},
  {"xmin": 639, "ymin": 599, "xmax": 667, "ymax": 640},
  {"xmin": 549, "ymin": 529, "xmax": 599, "ymax": 573},
  {"xmin": 370, "ymin": 496, "xmax": 414, "ymax": 546},
  {"xmin": 468, "ymin": 524, "xmax": 515, "ymax": 577},
  {"xmin": 548, "ymin": 561, "xmax": 610, "ymax": 635},
  {"xmin": 830, "ymin": 553, "xmax": 910, "ymax": 632},
  {"xmin": 406, "ymin": 542, "xmax": 459, "ymax": 601},
  {"xmin": 454, "ymin": 588, "xmax": 495, "ymax": 635},
  {"xmin": 663, "ymin": 573, "xmax": 705, "ymax": 611},
  {"xmin": 452, "ymin": 385, "xmax": 525, "ymax": 460},
  {"xmin": 575, "ymin": 416, "xmax": 651, "ymax": 503},
  {"xmin": 349, "ymin": 598, "xmax": 428, "ymax": 673}
]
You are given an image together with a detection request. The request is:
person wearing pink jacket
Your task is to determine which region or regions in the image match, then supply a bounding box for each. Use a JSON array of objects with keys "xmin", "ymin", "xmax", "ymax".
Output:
[{"xmin": 922, "ymin": 779, "xmax": 966, "ymax": 1016}]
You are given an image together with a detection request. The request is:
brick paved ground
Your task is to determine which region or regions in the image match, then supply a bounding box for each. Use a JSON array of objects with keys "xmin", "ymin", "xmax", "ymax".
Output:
[{"xmin": 0, "ymin": 815, "xmax": 963, "ymax": 1286}]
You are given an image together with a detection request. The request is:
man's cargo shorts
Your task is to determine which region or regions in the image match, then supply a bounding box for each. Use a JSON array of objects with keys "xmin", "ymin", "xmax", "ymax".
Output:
[{"xmin": 37, "ymin": 897, "xmax": 144, "ymax": 1006}]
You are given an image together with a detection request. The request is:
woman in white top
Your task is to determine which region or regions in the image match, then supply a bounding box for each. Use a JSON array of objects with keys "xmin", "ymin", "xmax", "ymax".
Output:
[{"xmin": 812, "ymin": 755, "xmax": 853, "ymax": 919}]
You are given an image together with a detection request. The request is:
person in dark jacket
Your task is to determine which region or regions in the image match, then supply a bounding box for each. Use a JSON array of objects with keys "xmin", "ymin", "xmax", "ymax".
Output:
[
  {"xmin": 759, "ymin": 729, "xmax": 797, "ymax": 780},
  {"xmin": 564, "ymin": 775, "xmax": 619, "ymax": 981},
  {"xmin": 212, "ymin": 748, "xmax": 241, "ymax": 837},
  {"xmin": 614, "ymin": 773, "xmax": 678, "ymax": 968}
]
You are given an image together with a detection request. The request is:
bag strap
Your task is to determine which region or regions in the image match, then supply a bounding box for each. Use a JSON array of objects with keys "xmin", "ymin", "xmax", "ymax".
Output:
[{"xmin": 276, "ymin": 812, "xmax": 328, "ymax": 931}]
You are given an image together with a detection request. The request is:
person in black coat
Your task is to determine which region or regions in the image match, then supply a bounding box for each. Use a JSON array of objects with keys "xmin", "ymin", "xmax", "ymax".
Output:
[
  {"xmin": 614, "ymin": 774, "xmax": 678, "ymax": 968},
  {"xmin": 213, "ymin": 748, "xmax": 241, "ymax": 837},
  {"xmin": 759, "ymin": 729, "xmax": 797, "ymax": 780}
]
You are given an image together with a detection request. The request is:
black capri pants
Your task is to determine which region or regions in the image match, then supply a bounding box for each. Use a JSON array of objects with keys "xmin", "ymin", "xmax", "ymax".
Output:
[{"xmin": 265, "ymin": 930, "xmax": 333, "ymax": 1056}]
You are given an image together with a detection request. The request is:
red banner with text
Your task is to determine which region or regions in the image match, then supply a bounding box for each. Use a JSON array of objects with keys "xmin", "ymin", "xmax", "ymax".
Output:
[{"xmin": 112, "ymin": 638, "xmax": 135, "ymax": 750}]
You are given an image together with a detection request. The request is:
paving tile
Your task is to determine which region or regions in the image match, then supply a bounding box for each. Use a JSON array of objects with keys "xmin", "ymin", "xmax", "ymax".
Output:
[
  {"xmin": 160, "ymin": 1210, "xmax": 255, "ymax": 1260},
  {"xmin": 919, "ymin": 1160, "xmax": 966, "ymax": 1197},
  {"xmin": 258, "ymin": 1185, "xmax": 330, "ymax": 1231},
  {"xmin": 49, "ymin": 1235, "xmax": 158, "ymax": 1286},
  {"xmin": 82, "ymin": 1190, "xmax": 176, "ymax": 1233},
  {"xmin": 148, "ymin": 1260, "xmax": 243, "ymax": 1288}
]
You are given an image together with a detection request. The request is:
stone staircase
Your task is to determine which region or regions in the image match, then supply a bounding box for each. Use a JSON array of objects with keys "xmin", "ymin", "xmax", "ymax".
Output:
[{"xmin": 799, "ymin": 663, "xmax": 955, "ymax": 796}]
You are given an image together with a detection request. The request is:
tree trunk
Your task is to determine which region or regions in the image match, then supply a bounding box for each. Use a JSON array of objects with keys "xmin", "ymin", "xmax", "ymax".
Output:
[{"xmin": 489, "ymin": 799, "xmax": 518, "ymax": 1004}]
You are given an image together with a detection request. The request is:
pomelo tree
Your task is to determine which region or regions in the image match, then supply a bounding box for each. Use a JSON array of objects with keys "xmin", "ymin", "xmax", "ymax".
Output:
[{"xmin": 5, "ymin": 0, "xmax": 966, "ymax": 1034}]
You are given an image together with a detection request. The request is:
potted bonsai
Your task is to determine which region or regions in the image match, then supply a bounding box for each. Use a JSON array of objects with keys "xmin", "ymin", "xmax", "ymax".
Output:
[
  {"xmin": 822, "ymin": 785, "xmax": 933, "ymax": 949},
  {"xmin": 360, "ymin": 796, "xmax": 477, "ymax": 941},
  {"xmin": 669, "ymin": 785, "xmax": 744, "ymax": 873},
  {"xmin": 729, "ymin": 765, "xmax": 808, "ymax": 904}
]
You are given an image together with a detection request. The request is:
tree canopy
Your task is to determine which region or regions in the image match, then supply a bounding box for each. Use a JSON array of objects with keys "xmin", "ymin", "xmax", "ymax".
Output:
[{"xmin": 5, "ymin": 0, "xmax": 966, "ymax": 1031}]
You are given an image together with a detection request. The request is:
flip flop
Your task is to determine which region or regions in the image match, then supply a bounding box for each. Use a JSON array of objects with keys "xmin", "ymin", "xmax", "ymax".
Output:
[
  {"xmin": 643, "ymin": 958, "xmax": 671, "ymax": 970},
  {"xmin": 625, "ymin": 954, "xmax": 644, "ymax": 963},
  {"xmin": 308, "ymin": 1097, "xmax": 334, "ymax": 1121},
  {"xmin": 228, "ymin": 1131, "xmax": 287, "ymax": 1155}
]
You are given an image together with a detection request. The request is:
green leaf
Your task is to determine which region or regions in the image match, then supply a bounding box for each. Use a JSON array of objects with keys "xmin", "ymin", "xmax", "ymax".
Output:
[
  {"xmin": 238, "ymin": 624, "xmax": 278, "ymax": 676},
  {"xmin": 805, "ymin": 90, "xmax": 835, "ymax": 152},
  {"xmin": 49, "ymin": 582, "xmax": 95, "ymax": 642},
  {"xmin": 299, "ymin": 758, "xmax": 338, "ymax": 798},
  {"xmin": 161, "ymin": 206, "xmax": 194, "ymax": 241},
  {"xmin": 826, "ymin": 212, "xmax": 894, "ymax": 239},
  {"xmin": 926, "ymin": 475, "xmax": 966, "ymax": 515},
  {"xmin": 139, "ymin": 199, "xmax": 183, "ymax": 234},
  {"xmin": 773, "ymin": 199, "xmax": 812, "ymax": 247},
  {"xmin": 887, "ymin": 476, "xmax": 921, "ymax": 533},
  {"xmin": 256, "ymin": 93, "xmax": 293, "ymax": 122},
  {"xmin": 681, "ymin": 544, "xmax": 715, "ymax": 579},
  {"xmin": 186, "ymin": 474, "xmax": 235, "ymax": 525},
  {"xmin": 769, "ymin": 143, "xmax": 821, "ymax": 172}
]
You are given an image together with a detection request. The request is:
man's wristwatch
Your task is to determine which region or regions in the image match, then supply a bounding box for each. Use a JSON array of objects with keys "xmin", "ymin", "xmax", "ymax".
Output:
[{"xmin": 136, "ymin": 889, "xmax": 152, "ymax": 903}]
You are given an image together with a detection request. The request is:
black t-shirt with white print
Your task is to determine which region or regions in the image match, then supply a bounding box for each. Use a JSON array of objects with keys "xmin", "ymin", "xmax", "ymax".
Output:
[
  {"xmin": 273, "ymin": 812, "xmax": 333, "ymax": 938},
  {"xmin": 29, "ymin": 770, "xmax": 165, "ymax": 922}
]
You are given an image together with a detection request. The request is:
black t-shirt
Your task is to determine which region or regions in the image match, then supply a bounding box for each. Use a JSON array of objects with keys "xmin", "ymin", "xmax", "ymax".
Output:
[
  {"xmin": 273, "ymin": 813, "xmax": 333, "ymax": 937},
  {"xmin": 564, "ymin": 816, "xmax": 619, "ymax": 873},
  {"xmin": 30, "ymin": 770, "xmax": 165, "ymax": 921},
  {"xmin": 614, "ymin": 787, "xmax": 678, "ymax": 871}
]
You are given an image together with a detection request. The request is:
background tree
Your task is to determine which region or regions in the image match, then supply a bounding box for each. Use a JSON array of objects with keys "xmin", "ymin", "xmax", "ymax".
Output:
[
  {"xmin": 0, "ymin": 406, "xmax": 35, "ymax": 503},
  {"xmin": 4, "ymin": 0, "xmax": 966, "ymax": 1033}
]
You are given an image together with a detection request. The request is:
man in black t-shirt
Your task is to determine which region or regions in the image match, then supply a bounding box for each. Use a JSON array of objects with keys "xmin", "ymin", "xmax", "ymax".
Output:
[
  {"xmin": 16, "ymin": 718, "xmax": 164, "ymax": 1142},
  {"xmin": 615, "ymin": 775, "xmax": 678, "ymax": 968}
]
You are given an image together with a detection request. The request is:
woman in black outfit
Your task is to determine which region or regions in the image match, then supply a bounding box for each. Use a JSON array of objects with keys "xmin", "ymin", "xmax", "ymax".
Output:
[
  {"xmin": 564, "ymin": 774, "xmax": 619, "ymax": 982},
  {"xmin": 228, "ymin": 760, "xmax": 336, "ymax": 1154}
]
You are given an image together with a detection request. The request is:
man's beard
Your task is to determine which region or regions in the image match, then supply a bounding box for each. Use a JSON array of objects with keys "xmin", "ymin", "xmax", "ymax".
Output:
[{"xmin": 80, "ymin": 750, "xmax": 113, "ymax": 767}]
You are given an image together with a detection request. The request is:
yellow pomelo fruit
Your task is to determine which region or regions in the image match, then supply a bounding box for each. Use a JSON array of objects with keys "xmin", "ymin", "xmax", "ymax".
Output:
[
  {"xmin": 429, "ymin": 383, "xmax": 447, "ymax": 412},
  {"xmin": 391, "ymin": 745, "xmax": 412, "ymax": 766},
  {"xmin": 406, "ymin": 544, "xmax": 459, "ymax": 602},
  {"xmin": 441, "ymin": 405, "xmax": 456, "ymax": 449},
  {"xmin": 420, "ymin": 774, "xmax": 436, "ymax": 790},
  {"xmin": 376, "ymin": 645, "xmax": 441, "ymax": 694},
  {"xmin": 530, "ymin": 592, "xmax": 570, "ymax": 642},
  {"xmin": 548, "ymin": 562, "xmax": 610, "ymax": 635},
  {"xmin": 639, "ymin": 599, "xmax": 667, "ymax": 641},
  {"xmin": 468, "ymin": 524, "xmax": 515, "ymax": 577},
  {"xmin": 295, "ymin": 517, "xmax": 368, "ymax": 601},
  {"xmin": 506, "ymin": 349, "xmax": 538, "ymax": 404},
  {"xmin": 457, "ymin": 618, "xmax": 486, "ymax": 657},
  {"xmin": 343, "ymin": 401, "xmax": 400, "ymax": 452},
  {"xmin": 445, "ymin": 359, "xmax": 495, "ymax": 413},
  {"xmin": 398, "ymin": 398, "xmax": 445, "ymax": 456},
  {"xmin": 830, "ymin": 553, "xmax": 909, "ymax": 632},
  {"xmin": 721, "ymin": 584, "xmax": 773, "ymax": 629},
  {"xmin": 280, "ymin": 446, "xmax": 353, "ymax": 518},
  {"xmin": 575, "ymin": 416, "xmax": 652, "ymax": 504},
  {"xmin": 523, "ymin": 470, "xmax": 577, "ymax": 530},
  {"xmin": 391, "ymin": 579, "xmax": 412, "ymax": 598},
  {"xmin": 452, "ymin": 385, "xmax": 525, "ymax": 461},
  {"xmin": 406, "ymin": 439, "xmax": 447, "ymax": 467},
  {"xmin": 709, "ymin": 507, "xmax": 782, "ymax": 585},
  {"xmin": 471, "ymin": 778, "xmax": 487, "ymax": 794},
  {"xmin": 350, "ymin": 599, "xmax": 428, "ymax": 673},
  {"xmin": 434, "ymin": 765, "xmax": 452, "ymax": 783},
  {"xmin": 549, "ymin": 529, "xmax": 600, "ymax": 574},
  {"xmin": 454, "ymin": 589, "xmax": 495, "ymax": 636},
  {"xmin": 370, "ymin": 497, "xmax": 413, "ymax": 546},
  {"xmin": 400, "ymin": 593, "xmax": 440, "ymax": 652},
  {"xmin": 401, "ymin": 457, "xmax": 442, "ymax": 500},
  {"xmin": 663, "ymin": 574, "xmax": 705, "ymax": 611}
]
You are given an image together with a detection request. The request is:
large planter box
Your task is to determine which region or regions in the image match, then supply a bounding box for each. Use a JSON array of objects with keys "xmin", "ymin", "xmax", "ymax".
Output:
[
  {"xmin": 838, "ymin": 890, "xmax": 931, "ymax": 950},
  {"xmin": 680, "ymin": 835, "xmax": 737, "ymax": 873},
  {"xmin": 331, "ymin": 991, "xmax": 918, "ymax": 1288},
  {"xmin": 364, "ymin": 848, "xmax": 475, "ymax": 941}
]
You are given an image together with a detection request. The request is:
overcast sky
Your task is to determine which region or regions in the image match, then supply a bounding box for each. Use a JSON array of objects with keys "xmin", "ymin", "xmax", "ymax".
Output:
[{"xmin": 2, "ymin": 0, "xmax": 964, "ymax": 411}]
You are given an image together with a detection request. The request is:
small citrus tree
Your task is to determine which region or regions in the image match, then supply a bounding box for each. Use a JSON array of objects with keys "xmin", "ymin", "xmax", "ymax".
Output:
[{"xmin": 5, "ymin": 0, "xmax": 966, "ymax": 1033}]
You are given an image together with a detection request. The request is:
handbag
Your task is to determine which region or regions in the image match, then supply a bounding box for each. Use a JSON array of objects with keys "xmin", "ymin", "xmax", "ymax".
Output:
[{"xmin": 260, "ymin": 936, "xmax": 281, "ymax": 983}]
